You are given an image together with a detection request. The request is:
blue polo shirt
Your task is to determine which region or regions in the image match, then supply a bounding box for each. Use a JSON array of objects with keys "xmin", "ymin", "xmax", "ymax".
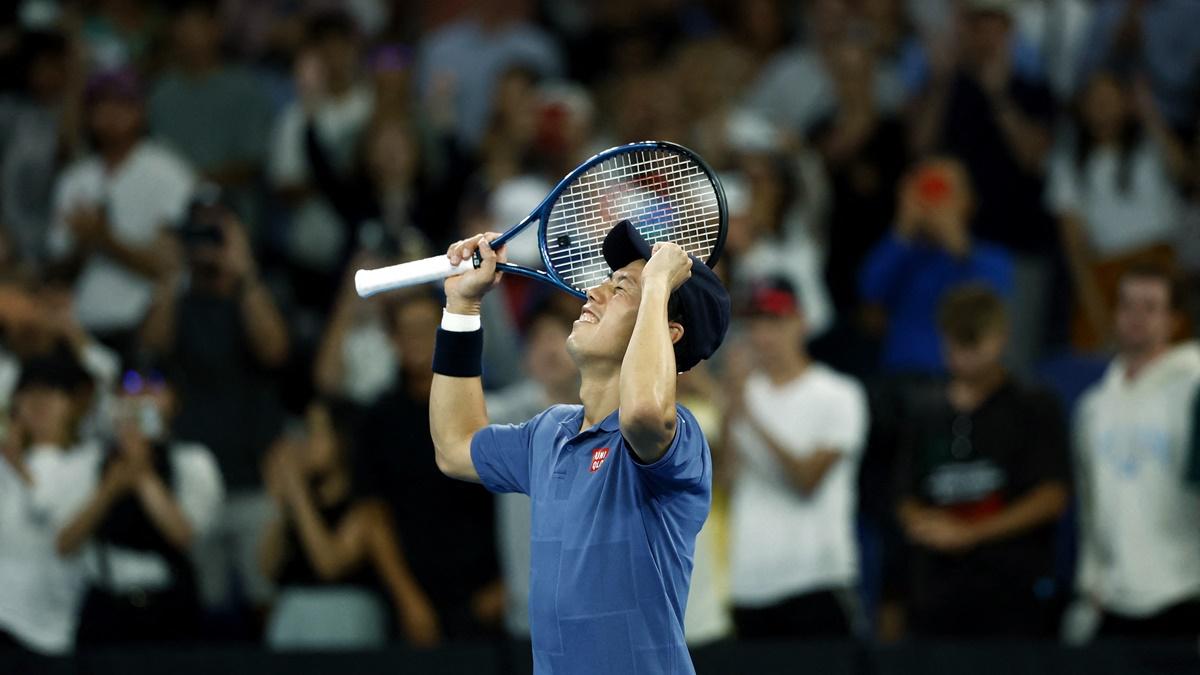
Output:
[{"xmin": 471, "ymin": 403, "xmax": 711, "ymax": 675}]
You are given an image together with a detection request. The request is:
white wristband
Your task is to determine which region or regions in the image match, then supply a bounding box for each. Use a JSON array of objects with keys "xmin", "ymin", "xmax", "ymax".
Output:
[{"xmin": 441, "ymin": 310, "xmax": 482, "ymax": 332}]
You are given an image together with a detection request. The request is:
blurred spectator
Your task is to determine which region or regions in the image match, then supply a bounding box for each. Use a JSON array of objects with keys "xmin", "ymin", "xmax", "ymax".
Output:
[
  {"xmin": 485, "ymin": 301, "xmax": 579, "ymax": 640},
  {"xmin": 894, "ymin": 284, "xmax": 1069, "ymax": 637},
  {"xmin": 313, "ymin": 255, "xmax": 398, "ymax": 407},
  {"xmin": 58, "ymin": 361, "xmax": 223, "ymax": 644},
  {"xmin": 859, "ymin": 158, "xmax": 1014, "ymax": 374},
  {"xmin": 1074, "ymin": 265, "xmax": 1200, "ymax": 639},
  {"xmin": 744, "ymin": 0, "xmax": 905, "ymax": 137},
  {"xmin": 912, "ymin": 0, "xmax": 1054, "ymax": 254},
  {"xmin": 724, "ymin": 138, "xmax": 834, "ymax": 340},
  {"xmin": 0, "ymin": 355, "xmax": 102, "ymax": 655},
  {"xmin": 80, "ymin": 0, "xmax": 165, "ymax": 72},
  {"xmin": 416, "ymin": 0, "xmax": 562, "ymax": 150},
  {"xmin": 354, "ymin": 291, "xmax": 503, "ymax": 639},
  {"xmin": 260, "ymin": 399, "xmax": 440, "ymax": 649},
  {"xmin": 149, "ymin": 0, "xmax": 273, "ymax": 226},
  {"xmin": 1048, "ymin": 72, "xmax": 1188, "ymax": 351},
  {"xmin": 1011, "ymin": 0, "xmax": 1095, "ymax": 102},
  {"xmin": 809, "ymin": 37, "xmax": 908, "ymax": 361},
  {"xmin": 0, "ymin": 30, "xmax": 85, "ymax": 266},
  {"xmin": 1075, "ymin": 0, "xmax": 1200, "ymax": 132},
  {"xmin": 140, "ymin": 205, "xmax": 287, "ymax": 614},
  {"xmin": 724, "ymin": 278, "xmax": 867, "ymax": 639},
  {"xmin": 48, "ymin": 68, "xmax": 194, "ymax": 355},
  {"xmin": 269, "ymin": 9, "xmax": 372, "ymax": 288}
]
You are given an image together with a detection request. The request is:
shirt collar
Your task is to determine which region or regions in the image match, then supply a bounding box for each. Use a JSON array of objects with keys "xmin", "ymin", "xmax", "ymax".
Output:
[{"xmin": 557, "ymin": 406, "xmax": 622, "ymax": 436}]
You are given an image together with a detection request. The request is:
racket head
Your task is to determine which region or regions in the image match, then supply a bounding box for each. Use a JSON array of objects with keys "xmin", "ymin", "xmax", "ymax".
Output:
[{"xmin": 535, "ymin": 141, "xmax": 727, "ymax": 298}]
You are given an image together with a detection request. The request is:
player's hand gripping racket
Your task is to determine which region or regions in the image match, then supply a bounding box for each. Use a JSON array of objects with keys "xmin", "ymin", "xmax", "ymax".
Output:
[{"xmin": 354, "ymin": 140, "xmax": 727, "ymax": 299}]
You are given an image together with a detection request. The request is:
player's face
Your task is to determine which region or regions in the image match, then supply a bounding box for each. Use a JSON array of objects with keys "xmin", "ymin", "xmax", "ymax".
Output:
[
  {"xmin": 567, "ymin": 261, "xmax": 646, "ymax": 366},
  {"xmin": 1115, "ymin": 277, "xmax": 1175, "ymax": 356}
]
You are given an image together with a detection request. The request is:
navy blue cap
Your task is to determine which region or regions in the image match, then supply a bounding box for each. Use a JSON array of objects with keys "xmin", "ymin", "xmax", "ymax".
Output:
[{"xmin": 602, "ymin": 220, "xmax": 730, "ymax": 372}]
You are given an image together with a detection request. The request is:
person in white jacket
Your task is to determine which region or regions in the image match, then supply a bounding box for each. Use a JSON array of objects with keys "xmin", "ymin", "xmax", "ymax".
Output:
[{"xmin": 1074, "ymin": 264, "xmax": 1200, "ymax": 638}]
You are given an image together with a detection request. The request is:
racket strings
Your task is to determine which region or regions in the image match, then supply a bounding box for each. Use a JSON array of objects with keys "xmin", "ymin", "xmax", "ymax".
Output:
[{"xmin": 546, "ymin": 149, "xmax": 721, "ymax": 293}]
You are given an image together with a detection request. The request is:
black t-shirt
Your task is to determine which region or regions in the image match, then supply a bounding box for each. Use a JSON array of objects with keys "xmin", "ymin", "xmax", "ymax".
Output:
[
  {"xmin": 169, "ymin": 290, "xmax": 285, "ymax": 490},
  {"xmin": 938, "ymin": 71, "xmax": 1055, "ymax": 253},
  {"xmin": 278, "ymin": 480, "xmax": 376, "ymax": 590},
  {"xmin": 354, "ymin": 378, "xmax": 499, "ymax": 636},
  {"xmin": 895, "ymin": 377, "xmax": 1070, "ymax": 620}
]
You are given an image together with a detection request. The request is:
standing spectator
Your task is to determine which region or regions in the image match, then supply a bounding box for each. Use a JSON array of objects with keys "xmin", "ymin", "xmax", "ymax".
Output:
[
  {"xmin": 895, "ymin": 285, "xmax": 1070, "ymax": 637},
  {"xmin": 140, "ymin": 204, "xmax": 288, "ymax": 616},
  {"xmin": 1049, "ymin": 72, "xmax": 1188, "ymax": 350},
  {"xmin": 57, "ymin": 361, "xmax": 223, "ymax": 644},
  {"xmin": 48, "ymin": 68, "xmax": 194, "ymax": 355},
  {"xmin": 313, "ymin": 255, "xmax": 398, "ymax": 408},
  {"xmin": 1075, "ymin": 0, "xmax": 1200, "ymax": 132},
  {"xmin": 1074, "ymin": 265, "xmax": 1200, "ymax": 639},
  {"xmin": 149, "ymin": 0, "xmax": 273, "ymax": 226},
  {"xmin": 0, "ymin": 355, "xmax": 102, "ymax": 655},
  {"xmin": 860, "ymin": 158, "xmax": 1013, "ymax": 374},
  {"xmin": 0, "ymin": 30, "xmax": 85, "ymax": 267},
  {"xmin": 259, "ymin": 399, "xmax": 440, "ymax": 649},
  {"xmin": 269, "ymin": 9, "xmax": 373, "ymax": 295},
  {"xmin": 912, "ymin": 0, "xmax": 1054, "ymax": 254},
  {"xmin": 485, "ymin": 301, "xmax": 580, "ymax": 640},
  {"xmin": 416, "ymin": 0, "xmax": 562, "ymax": 150},
  {"xmin": 355, "ymin": 291, "xmax": 503, "ymax": 639},
  {"xmin": 725, "ymin": 278, "xmax": 868, "ymax": 639}
]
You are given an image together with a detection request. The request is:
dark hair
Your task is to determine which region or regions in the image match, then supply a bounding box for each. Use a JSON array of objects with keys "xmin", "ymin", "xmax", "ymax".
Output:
[
  {"xmin": 165, "ymin": 0, "xmax": 220, "ymax": 17},
  {"xmin": 1074, "ymin": 72, "xmax": 1142, "ymax": 195},
  {"xmin": 937, "ymin": 283, "xmax": 1009, "ymax": 345},
  {"xmin": 1121, "ymin": 261, "xmax": 1186, "ymax": 311},
  {"xmin": 15, "ymin": 30, "xmax": 68, "ymax": 93},
  {"xmin": 305, "ymin": 9, "xmax": 358, "ymax": 45}
]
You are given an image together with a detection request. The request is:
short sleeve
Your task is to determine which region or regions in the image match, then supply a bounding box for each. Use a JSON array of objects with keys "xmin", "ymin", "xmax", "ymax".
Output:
[
  {"xmin": 170, "ymin": 443, "xmax": 226, "ymax": 539},
  {"xmin": 821, "ymin": 378, "xmax": 869, "ymax": 456},
  {"xmin": 1046, "ymin": 148, "xmax": 1081, "ymax": 217},
  {"xmin": 630, "ymin": 405, "xmax": 710, "ymax": 494},
  {"xmin": 471, "ymin": 420, "xmax": 535, "ymax": 495}
]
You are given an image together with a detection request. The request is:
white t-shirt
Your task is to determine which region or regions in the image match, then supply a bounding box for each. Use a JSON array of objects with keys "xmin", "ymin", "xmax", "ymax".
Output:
[
  {"xmin": 48, "ymin": 141, "xmax": 194, "ymax": 332},
  {"xmin": 728, "ymin": 365, "xmax": 867, "ymax": 607},
  {"xmin": 0, "ymin": 442, "xmax": 102, "ymax": 654},
  {"xmin": 86, "ymin": 442, "xmax": 225, "ymax": 594},
  {"xmin": 1046, "ymin": 138, "xmax": 1181, "ymax": 257}
]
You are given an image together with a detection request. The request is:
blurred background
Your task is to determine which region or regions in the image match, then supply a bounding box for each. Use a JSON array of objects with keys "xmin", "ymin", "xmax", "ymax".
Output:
[{"xmin": 0, "ymin": 0, "xmax": 1199, "ymax": 673}]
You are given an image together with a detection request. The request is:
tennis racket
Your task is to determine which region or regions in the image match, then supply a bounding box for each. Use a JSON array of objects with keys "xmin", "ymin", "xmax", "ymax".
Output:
[{"xmin": 354, "ymin": 140, "xmax": 727, "ymax": 300}]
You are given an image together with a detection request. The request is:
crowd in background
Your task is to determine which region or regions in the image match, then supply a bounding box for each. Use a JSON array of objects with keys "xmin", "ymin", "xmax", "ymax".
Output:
[{"xmin": 1, "ymin": 0, "xmax": 1200, "ymax": 659}]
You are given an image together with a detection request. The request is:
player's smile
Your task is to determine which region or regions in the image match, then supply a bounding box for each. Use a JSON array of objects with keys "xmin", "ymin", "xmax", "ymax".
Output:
[{"xmin": 576, "ymin": 304, "xmax": 600, "ymax": 324}]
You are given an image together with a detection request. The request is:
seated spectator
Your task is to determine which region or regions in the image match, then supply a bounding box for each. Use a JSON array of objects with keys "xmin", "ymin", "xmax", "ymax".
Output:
[
  {"xmin": 1049, "ymin": 71, "xmax": 1188, "ymax": 350},
  {"xmin": 911, "ymin": 0, "xmax": 1054, "ymax": 254},
  {"xmin": 149, "ymin": 0, "xmax": 273, "ymax": 225},
  {"xmin": 141, "ymin": 202, "xmax": 287, "ymax": 617},
  {"xmin": 485, "ymin": 300, "xmax": 579, "ymax": 640},
  {"xmin": 47, "ymin": 68, "xmax": 194, "ymax": 356},
  {"xmin": 860, "ymin": 158, "xmax": 1014, "ymax": 374},
  {"xmin": 355, "ymin": 291, "xmax": 503, "ymax": 640},
  {"xmin": 57, "ymin": 361, "xmax": 223, "ymax": 644},
  {"xmin": 725, "ymin": 278, "xmax": 868, "ymax": 639},
  {"xmin": 260, "ymin": 399, "xmax": 440, "ymax": 649},
  {"xmin": 0, "ymin": 355, "xmax": 102, "ymax": 655},
  {"xmin": 894, "ymin": 285, "xmax": 1069, "ymax": 638},
  {"xmin": 1074, "ymin": 265, "xmax": 1200, "ymax": 639}
]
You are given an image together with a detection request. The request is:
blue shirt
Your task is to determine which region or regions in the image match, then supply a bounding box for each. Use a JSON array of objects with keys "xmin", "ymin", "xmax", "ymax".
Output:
[
  {"xmin": 860, "ymin": 234, "xmax": 1014, "ymax": 374},
  {"xmin": 471, "ymin": 404, "xmax": 711, "ymax": 675}
]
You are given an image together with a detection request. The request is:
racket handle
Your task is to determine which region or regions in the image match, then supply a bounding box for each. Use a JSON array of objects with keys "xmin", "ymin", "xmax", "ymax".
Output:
[{"xmin": 355, "ymin": 256, "xmax": 474, "ymax": 298}]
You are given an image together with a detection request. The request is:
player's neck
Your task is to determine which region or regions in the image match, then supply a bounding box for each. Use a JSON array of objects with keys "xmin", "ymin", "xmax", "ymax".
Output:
[{"xmin": 577, "ymin": 363, "xmax": 621, "ymax": 430}]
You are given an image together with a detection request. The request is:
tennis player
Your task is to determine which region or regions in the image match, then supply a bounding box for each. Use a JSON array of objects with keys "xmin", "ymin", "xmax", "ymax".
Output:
[{"xmin": 429, "ymin": 220, "xmax": 729, "ymax": 673}]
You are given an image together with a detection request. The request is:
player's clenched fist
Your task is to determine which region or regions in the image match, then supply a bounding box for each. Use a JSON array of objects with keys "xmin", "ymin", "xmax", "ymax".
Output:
[
  {"xmin": 641, "ymin": 241, "xmax": 693, "ymax": 292},
  {"xmin": 444, "ymin": 232, "xmax": 507, "ymax": 313}
]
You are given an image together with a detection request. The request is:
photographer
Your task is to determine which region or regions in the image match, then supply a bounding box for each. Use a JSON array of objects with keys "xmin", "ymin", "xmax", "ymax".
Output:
[
  {"xmin": 57, "ymin": 362, "xmax": 223, "ymax": 643},
  {"xmin": 859, "ymin": 158, "xmax": 1014, "ymax": 374},
  {"xmin": 140, "ymin": 190, "xmax": 287, "ymax": 614}
]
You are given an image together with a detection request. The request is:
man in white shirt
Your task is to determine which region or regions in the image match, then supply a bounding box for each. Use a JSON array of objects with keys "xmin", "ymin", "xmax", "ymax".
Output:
[
  {"xmin": 1075, "ymin": 264, "xmax": 1200, "ymax": 638},
  {"xmin": 47, "ymin": 69, "xmax": 194, "ymax": 352},
  {"xmin": 726, "ymin": 278, "xmax": 868, "ymax": 638}
]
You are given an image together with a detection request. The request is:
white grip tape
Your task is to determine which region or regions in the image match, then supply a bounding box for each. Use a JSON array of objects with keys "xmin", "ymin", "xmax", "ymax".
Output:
[{"xmin": 355, "ymin": 256, "xmax": 475, "ymax": 298}]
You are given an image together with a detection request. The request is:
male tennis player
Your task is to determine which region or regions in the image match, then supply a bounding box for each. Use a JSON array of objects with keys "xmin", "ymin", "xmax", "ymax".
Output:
[{"xmin": 429, "ymin": 220, "xmax": 729, "ymax": 674}]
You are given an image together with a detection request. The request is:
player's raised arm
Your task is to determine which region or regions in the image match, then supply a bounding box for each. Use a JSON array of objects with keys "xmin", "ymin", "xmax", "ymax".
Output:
[
  {"xmin": 619, "ymin": 242, "xmax": 693, "ymax": 463},
  {"xmin": 429, "ymin": 233, "xmax": 505, "ymax": 481}
]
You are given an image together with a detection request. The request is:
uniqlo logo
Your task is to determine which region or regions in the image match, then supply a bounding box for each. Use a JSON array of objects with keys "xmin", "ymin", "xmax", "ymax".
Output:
[{"xmin": 590, "ymin": 447, "xmax": 610, "ymax": 473}]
